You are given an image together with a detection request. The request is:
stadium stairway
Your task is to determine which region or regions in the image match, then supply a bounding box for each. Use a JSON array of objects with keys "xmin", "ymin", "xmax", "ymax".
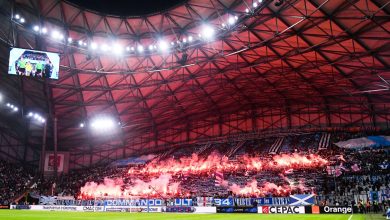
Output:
[
  {"xmin": 226, "ymin": 140, "xmax": 246, "ymax": 158},
  {"xmin": 268, "ymin": 137, "xmax": 285, "ymax": 154},
  {"xmin": 318, "ymin": 133, "xmax": 331, "ymax": 150}
]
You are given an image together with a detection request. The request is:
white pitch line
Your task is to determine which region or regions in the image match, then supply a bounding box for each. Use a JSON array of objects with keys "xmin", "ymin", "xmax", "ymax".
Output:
[{"xmin": 348, "ymin": 214, "xmax": 353, "ymax": 220}]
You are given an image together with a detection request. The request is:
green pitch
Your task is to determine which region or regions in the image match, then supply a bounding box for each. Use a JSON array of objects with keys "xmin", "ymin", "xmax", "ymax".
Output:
[{"xmin": 0, "ymin": 210, "xmax": 384, "ymax": 220}]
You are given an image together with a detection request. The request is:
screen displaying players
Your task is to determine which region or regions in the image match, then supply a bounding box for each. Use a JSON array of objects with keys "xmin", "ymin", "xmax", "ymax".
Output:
[{"xmin": 8, "ymin": 48, "xmax": 60, "ymax": 80}]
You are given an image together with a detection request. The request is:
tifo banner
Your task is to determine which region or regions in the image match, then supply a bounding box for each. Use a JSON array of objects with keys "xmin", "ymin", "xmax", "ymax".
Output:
[
  {"xmin": 216, "ymin": 207, "xmax": 258, "ymax": 213},
  {"xmin": 272, "ymin": 197, "xmax": 290, "ymax": 205},
  {"xmin": 213, "ymin": 198, "xmax": 233, "ymax": 206},
  {"xmin": 196, "ymin": 197, "xmax": 213, "ymax": 206},
  {"xmin": 104, "ymin": 199, "xmax": 163, "ymax": 206},
  {"xmin": 173, "ymin": 198, "xmax": 192, "ymax": 206},
  {"xmin": 43, "ymin": 152, "xmax": 69, "ymax": 174},
  {"xmin": 258, "ymin": 206, "xmax": 305, "ymax": 214},
  {"xmin": 289, "ymin": 194, "xmax": 315, "ymax": 206},
  {"xmin": 44, "ymin": 154, "xmax": 64, "ymax": 172},
  {"xmin": 254, "ymin": 198, "xmax": 273, "ymax": 205},
  {"xmin": 39, "ymin": 196, "xmax": 57, "ymax": 205}
]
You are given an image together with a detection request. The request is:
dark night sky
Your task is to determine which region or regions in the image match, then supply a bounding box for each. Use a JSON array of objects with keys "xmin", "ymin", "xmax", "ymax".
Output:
[{"xmin": 66, "ymin": 0, "xmax": 187, "ymax": 16}]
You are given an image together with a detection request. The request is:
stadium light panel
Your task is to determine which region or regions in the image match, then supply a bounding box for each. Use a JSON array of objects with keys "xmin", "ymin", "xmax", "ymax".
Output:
[
  {"xmin": 68, "ymin": 37, "xmax": 73, "ymax": 43},
  {"xmin": 148, "ymin": 45, "xmax": 154, "ymax": 51},
  {"xmin": 137, "ymin": 45, "xmax": 144, "ymax": 53},
  {"xmin": 15, "ymin": 14, "xmax": 20, "ymax": 19},
  {"xmin": 41, "ymin": 27, "xmax": 47, "ymax": 34},
  {"xmin": 253, "ymin": 2, "xmax": 258, "ymax": 7},
  {"xmin": 90, "ymin": 117, "xmax": 116, "ymax": 131},
  {"xmin": 28, "ymin": 112, "xmax": 33, "ymax": 117},
  {"xmin": 33, "ymin": 25, "xmax": 40, "ymax": 32},
  {"xmin": 20, "ymin": 18, "xmax": 25, "ymax": 23},
  {"xmin": 245, "ymin": 8, "xmax": 249, "ymax": 13},
  {"xmin": 158, "ymin": 40, "xmax": 169, "ymax": 52},
  {"xmin": 112, "ymin": 44, "xmax": 123, "ymax": 55},
  {"xmin": 188, "ymin": 36, "xmax": 193, "ymax": 42},
  {"xmin": 101, "ymin": 44, "xmax": 110, "ymax": 52},
  {"xmin": 51, "ymin": 31, "xmax": 61, "ymax": 39},
  {"xmin": 201, "ymin": 25, "xmax": 215, "ymax": 40},
  {"xmin": 13, "ymin": 107, "xmax": 18, "ymax": 112},
  {"xmin": 80, "ymin": 123, "xmax": 85, "ymax": 128},
  {"xmin": 228, "ymin": 17, "xmax": 235, "ymax": 25},
  {"xmin": 90, "ymin": 42, "xmax": 98, "ymax": 50}
]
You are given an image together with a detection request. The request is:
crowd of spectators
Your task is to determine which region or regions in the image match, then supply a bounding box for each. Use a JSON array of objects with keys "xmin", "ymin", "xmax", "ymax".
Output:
[
  {"xmin": 0, "ymin": 132, "xmax": 389, "ymax": 211},
  {"xmin": 0, "ymin": 160, "xmax": 34, "ymax": 206}
]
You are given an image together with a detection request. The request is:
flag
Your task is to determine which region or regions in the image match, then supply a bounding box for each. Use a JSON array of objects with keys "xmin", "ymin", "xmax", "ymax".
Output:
[
  {"xmin": 284, "ymin": 168, "xmax": 294, "ymax": 174},
  {"xmin": 351, "ymin": 163, "xmax": 360, "ymax": 172},
  {"xmin": 327, "ymin": 166, "xmax": 335, "ymax": 175},
  {"xmin": 215, "ymin": 171, "xmax": 224, "ymax": 186},
  {"xmin": 335, "ymin": 168, "xmax": 342, "ymax": 177},
  {"xmin": 289, "ymin": 194, "xmax": 315, "ymax": 205}
]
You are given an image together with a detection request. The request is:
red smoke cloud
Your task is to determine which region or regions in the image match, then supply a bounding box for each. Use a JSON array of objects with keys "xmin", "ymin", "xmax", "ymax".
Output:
[{"xmin": 79, "ymin": 174, "xmax": 180, "ymax": 198}]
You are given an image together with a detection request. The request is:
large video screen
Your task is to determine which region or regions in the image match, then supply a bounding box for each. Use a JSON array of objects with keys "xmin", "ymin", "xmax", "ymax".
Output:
[{"xmin": 8, "ymin": 48, "xmax": 60, "ymax": 80}]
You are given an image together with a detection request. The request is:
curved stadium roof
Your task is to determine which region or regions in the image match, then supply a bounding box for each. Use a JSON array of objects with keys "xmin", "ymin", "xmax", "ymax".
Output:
[{"xmin": 0, "ymin": 0, "xmax": 389, "ymax": 168}]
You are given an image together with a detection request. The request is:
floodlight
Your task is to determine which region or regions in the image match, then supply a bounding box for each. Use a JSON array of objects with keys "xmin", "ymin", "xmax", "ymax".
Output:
[
  {"xmin": 158, "ymin": 40, "xmax": 169, "ymax": 52},
  {"xmin": 112, "ymin": 44, "xmax": 123, "ymax": 55},
  {"xmin": 80, "ymin": 123, "xmax": 85, "ymax": 128},
  {"xmin": 20, "ymin": 18, "xmax": 25, "ymax": 23},
  {"xmin": 253, "ymin": 2, "xmax": 258, "ymax": 7},
  {"xmin": 201, "ymin": 25, "xmax": 215, "ymax": 40},
  {"xmin": 101, "ymin": 44, "xmax": 110, "ymax": 51},
  {"xmin": 188, "ymin": 36, "xmax": 193, "ymax": 42},
  {"xmin": 137, "ymin": 45, "xmax": 144, "ymax": 53},
  {"xmin": 91, "ymin": 42, "xmax": 98, "ymax": 50},
  {"xmin": 90, "ymin": 117, "xmax": 116, "ymax": 131},
  {"xmin": 41, "ymin": 27, "xmax": 47, "ymax": 34},
  {"xmin": 148, "ymin": 45, "xmax": 154, "ymax": 51},
  {"xmin": 228, "ymin": 17, "xmax": 235, "ymax": 25},
  {"xmin": 28, "ymin": 112, "xmax": 33, "ymax": 117},
  {"xmin": 33, "ymin": 25, "xmax": 40, "ymax": 32},
  {"xmin": 68, "ymin": 37, "xmax": 73, "ymax": 43},
  {"xmin": 15, "ymin": 14, "xmax": 20, "ymax": 19}
]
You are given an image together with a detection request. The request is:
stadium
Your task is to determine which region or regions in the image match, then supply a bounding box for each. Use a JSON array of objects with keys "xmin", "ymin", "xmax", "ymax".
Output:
[{"xmin": 0, "ymin": 0, "xmax": 389, "ymax": 219}]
